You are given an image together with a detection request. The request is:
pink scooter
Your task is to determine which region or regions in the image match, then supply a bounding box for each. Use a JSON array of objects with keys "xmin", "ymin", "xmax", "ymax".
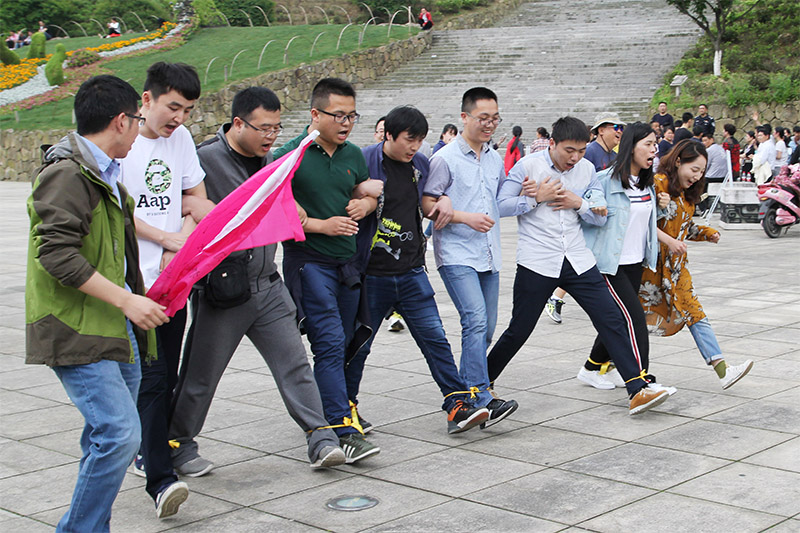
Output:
[{"xmin": 758, "ymin": 182, "xmax": 800, "ymax": 238}]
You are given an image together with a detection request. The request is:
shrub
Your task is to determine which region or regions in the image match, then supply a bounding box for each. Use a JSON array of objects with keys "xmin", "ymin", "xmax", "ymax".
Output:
[
  {"xmin": 65, "ymin": 48, "xmax": 101, "ymax": 68},
  {"xmin": 435, "ymin": 0, "xmax": 463, "ymax": 14},
  {"xmin": 769, "ymin": 73, "xmax": 799, "ymax": 103},
  {"xmin": 748, "ymin": 72, "xmax": 770, "ymax": 91},
  {"xmin": 194, "ymin": 0, "xmax": 224, "ymax": 26},
  {"xmin": 27, "ymin": 32, "xmax": 46, "ymax": 59},
  {"xmin": 45, "ymin": 43, "xmax": 67, "ymax": 85},
  {"xmin": 725, "ymin": 76, "xmax": 752, "ymax": 107},
  {"xmin": 215, "ymin": 0, "xmax": 275, "ymax": 26},
  {"xmin": 93, "ymin": 0, "xmax": 171, "ymax": 27},
  {"xmin": 0, "ymin": 43, "xmax": 21, "ymax": 65}
]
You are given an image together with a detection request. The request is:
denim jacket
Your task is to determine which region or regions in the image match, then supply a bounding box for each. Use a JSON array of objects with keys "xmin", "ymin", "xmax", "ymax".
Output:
[{"xmin": 582, "ymin": 169, "xmax": 659, "ymax": 275}]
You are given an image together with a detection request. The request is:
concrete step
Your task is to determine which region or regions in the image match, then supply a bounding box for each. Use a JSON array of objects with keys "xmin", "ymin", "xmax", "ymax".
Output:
[{"xmin": 275, "ymin": 0, "xmax": 699, "ymax": 148}]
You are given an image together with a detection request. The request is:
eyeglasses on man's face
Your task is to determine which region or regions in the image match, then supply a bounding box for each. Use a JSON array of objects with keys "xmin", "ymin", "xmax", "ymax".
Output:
[
  {"xmin": 122, "ymin": 113, "xmax": 146, "ymax": 127},
  {"xmin": 465, "ymin": 112, "xmax": 502, "ymax": 127},
  {"xmin": 240, "ymin": 117, "xmax": 283, "ymax": 137},
  {"xmin": 317, "ymin": 109, "xmax": 361, "ymax": 124}
]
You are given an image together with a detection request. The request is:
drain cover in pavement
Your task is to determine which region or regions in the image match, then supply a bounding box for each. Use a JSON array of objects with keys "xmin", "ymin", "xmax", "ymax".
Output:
[{"xmin": 326, "ymin": 495, "xmax": 380, "ymax": 511}]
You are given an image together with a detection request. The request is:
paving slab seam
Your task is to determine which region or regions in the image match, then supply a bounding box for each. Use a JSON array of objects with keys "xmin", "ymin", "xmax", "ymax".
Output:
[{"xmin": 659, "ymin": 489, "xmax": 797, "ymax": 521}]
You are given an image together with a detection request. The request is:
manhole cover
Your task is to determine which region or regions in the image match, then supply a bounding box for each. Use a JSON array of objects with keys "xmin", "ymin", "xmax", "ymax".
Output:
[{"xmin": 326, "ymin": 495, "xmax": 380, "ymax": 512}]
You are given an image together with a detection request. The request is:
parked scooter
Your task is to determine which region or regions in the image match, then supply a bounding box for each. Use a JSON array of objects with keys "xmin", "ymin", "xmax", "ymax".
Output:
[{"xmin": 758, "ymin": 177, "xmax": 800, "ymax": 238}]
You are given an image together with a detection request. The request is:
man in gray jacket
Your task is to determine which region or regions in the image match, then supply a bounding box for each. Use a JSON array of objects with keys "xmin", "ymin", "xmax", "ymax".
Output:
[{"xmin": 168, "ymin": 87, "xmax": 346, "ymax": 471}]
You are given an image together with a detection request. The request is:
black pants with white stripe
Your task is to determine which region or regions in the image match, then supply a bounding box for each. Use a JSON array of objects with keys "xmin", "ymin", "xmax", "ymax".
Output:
[
  {"xmin": 487, "ymin": 261, "xmax": 646, "ymax": 397},
  {"xmin": 587, "ymin": 263, "xmax": 650, "ymax": 378}
]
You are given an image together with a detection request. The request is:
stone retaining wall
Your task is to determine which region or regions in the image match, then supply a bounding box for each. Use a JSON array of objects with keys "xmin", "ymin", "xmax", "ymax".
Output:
[
  {"xmin": 0, "ymin": 30, "xmax": 432, "ymax": 182},
  {"xmin": 656, "ymin": 101, "xmax": 800, "ymax": 139}
]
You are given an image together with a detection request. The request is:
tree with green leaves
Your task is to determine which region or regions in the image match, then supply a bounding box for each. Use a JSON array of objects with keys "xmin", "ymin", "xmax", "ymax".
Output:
[{"xmin": 665, "ymin": 0, "xmax": 762, "ymax": 77}]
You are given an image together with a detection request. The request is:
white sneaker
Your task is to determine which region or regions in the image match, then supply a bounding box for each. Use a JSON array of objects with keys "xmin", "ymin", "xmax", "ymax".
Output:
[
  {"xmin": 720, "ymin": 360, "xmax": 754, "ymax": 390},
  {"xmin": 577, "ymin": 367, "xmax": 615, "ymax": 390},
  {"xmin": 648, "ymin": 382, "xmax": 678, "ymax": 396},
  {"xmin": 603, "ymin": 367, "xmax": 626, "ymax": 388}
]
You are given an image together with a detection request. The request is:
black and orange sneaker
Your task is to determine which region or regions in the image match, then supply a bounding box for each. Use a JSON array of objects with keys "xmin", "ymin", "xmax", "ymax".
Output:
[{"xmin": 447, "ymin": 401, "xmax": 489, "ymax": 434}]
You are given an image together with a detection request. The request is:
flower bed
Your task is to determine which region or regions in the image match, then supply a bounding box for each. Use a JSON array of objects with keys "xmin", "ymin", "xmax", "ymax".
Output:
[
  {"xmin": 2, "ymin": 23, "xmax": 189, "ymax": 111},
  {"xmin": 0, "ymin": 22, "xmax": 176, "ymax": 91}
]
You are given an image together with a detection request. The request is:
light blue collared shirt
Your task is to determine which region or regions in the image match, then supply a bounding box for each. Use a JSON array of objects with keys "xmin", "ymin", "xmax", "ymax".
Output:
[
  {"xmin": 76, "ymin": 134, "xmax": 123, "ymax": 206},
  {"xmin": 425, "ymin": 134, "xmax": 504, "ymax": 273}
]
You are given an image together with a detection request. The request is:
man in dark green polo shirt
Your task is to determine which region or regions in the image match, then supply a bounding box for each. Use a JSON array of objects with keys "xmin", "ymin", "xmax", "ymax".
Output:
[{"xmin": 276, "ymin": 78, "xmax": 381, "ymax": 464}]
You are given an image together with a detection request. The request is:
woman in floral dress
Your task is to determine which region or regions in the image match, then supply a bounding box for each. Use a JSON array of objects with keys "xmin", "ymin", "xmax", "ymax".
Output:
[{"xmin": 640, "ymin": 139, "xmax": 753, "ymax": 389}]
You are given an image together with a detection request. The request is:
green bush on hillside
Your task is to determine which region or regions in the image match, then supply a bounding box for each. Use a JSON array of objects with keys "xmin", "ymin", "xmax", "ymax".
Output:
[
  {"xmin": 194, "ymin": 0, "xmax": 225, "ymax": 26},
  {"xmin": 435, "ymin": 0, "xmax": 463, "ymax": 14},
  {"xmin": 0, "ymin": 0, "xmax": 169, "ymax": 37},
  {"xmin": 0, "ymin": 43, "xmax": 22, "ymax": 65},
  {"xmin": 93, "ymin": 0, "xmax": 171, "ymax": 28},
  {"xmin": 653, "ymin": 0, "xmax": 799, "ymax": 110},
  {"xmin": 27, "ymin": 32, "xmax": 46, "ymax": 59},
  {"xmin": 216, "ymin": 0, "xmax": 275, "ymax": 26},
  {"xmin": 45, "ymin": 43, "xmax": 67, "ymax": 85}
]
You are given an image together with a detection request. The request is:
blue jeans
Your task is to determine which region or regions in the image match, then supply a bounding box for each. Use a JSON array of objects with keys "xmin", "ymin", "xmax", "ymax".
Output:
[
  {"xmin": 300, "ymin": 262, "xmax": 360, "ymax": 437},
  {"xmin": 438, "ymin": 265, "xmax": 499, "ymax": 407},
  {"xmin": 346, "ymin": 267, "xmax": 471, "ymax": 412},
  {"xmin": 52, "ymin": 321, "xmax": 142, "ymax": 533},
  {"xmin": 689, "ymin": 317, "xmax": 723, "ymax": 364}
]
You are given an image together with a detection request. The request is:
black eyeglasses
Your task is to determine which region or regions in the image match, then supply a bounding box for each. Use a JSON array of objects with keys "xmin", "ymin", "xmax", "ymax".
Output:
[
  {"xmin": 317, "ymin": 109, "xmax": 361, "ymax": 124},
  {"xmin": 612, "ymin": 124, "xmax": 624, "ymax": 132},
  {"xmin": 240, "ymin": 117, "xmax": 283, "ymax": 137},
  {"xmin": 122, "ymin": 113, "xmax": 145, "ymax": 126}
]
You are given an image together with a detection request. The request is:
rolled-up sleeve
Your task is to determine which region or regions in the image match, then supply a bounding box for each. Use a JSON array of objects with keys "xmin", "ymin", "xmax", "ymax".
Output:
[{"xmin": 423, "ymin": 157, "xmax": 453, "ymax": 198}]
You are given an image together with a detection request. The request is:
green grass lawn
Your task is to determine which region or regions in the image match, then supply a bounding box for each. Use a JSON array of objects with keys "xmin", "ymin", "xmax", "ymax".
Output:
[
  {"xmin": 11, "ymin": 31, "xmax": 152, "ymax": 58},
  {"xmin": 1, "ymin": 24, "xmax": 419, "ymax": 131}
]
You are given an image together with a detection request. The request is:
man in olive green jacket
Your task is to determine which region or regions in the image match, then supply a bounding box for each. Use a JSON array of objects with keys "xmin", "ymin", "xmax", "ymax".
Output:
[{"xmin": 26, "ymin": 75, "xmax": 168, "ymax": 533}]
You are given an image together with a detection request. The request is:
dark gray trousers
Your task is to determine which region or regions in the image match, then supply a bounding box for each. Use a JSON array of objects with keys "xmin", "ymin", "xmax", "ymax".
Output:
[{"xmin": 169, "ymin": 278, "xmax": 339, "ymax": 464}]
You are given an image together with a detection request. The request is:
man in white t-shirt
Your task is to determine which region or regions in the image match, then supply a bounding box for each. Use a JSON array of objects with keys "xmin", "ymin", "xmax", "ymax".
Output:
[{"xmin": 119, "ymin": 62, "xmax": 211, "ymax": 519}]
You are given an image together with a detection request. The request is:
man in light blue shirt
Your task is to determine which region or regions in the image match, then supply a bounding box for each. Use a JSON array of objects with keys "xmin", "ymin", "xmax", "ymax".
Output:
[
  {"xmin": 486, "ymin": 116, "xmax": 671, "ymax": 416},
  {"xmin": 422, "ymin": 87, "xmax": 518, "ymax": 428}
]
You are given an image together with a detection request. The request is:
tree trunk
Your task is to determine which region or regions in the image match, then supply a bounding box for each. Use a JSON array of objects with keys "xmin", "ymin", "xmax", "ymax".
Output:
[{"xmin": 713, "ymin": 45, "xmax": 722, "ymax": 77}]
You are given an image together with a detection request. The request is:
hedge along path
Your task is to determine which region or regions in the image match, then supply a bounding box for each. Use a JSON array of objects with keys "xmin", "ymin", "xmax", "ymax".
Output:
[{"xmin": 1, "ymin": 23, "xmax": 419, "ymax": 131}]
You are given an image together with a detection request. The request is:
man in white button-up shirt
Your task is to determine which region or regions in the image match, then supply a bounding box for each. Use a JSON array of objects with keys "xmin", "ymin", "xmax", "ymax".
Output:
[{"xmin": 486, "ymin": 116, "xmax": 670, "ymax": 416}]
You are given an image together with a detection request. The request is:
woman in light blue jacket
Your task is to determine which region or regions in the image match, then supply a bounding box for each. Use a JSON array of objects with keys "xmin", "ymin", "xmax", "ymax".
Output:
[{"xmin": 577, "ymin": 122, "xmax": 672, "ymax": 393}]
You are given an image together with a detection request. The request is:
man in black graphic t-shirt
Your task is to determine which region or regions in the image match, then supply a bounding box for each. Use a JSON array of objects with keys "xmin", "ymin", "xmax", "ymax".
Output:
[{"xmin": 347, "ymin": 106, "xmax": 493, "ymax": 435}]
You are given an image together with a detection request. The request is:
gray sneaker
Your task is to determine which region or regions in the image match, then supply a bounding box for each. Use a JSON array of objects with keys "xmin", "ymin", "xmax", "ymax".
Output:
[
  {"xmin": 545, "ymin": 297, "xmax": 564, "ymax": 323},
  {"xmin": 310, "ymin": 445, "xmax": 346, "ymax": 469},
  {"xmin": 339, "ymin": 433, "xmax": 380, "ymax": 464},
  {"xmin": 174, "ymin": 456, "xmax": 214, "ymax": 477}
]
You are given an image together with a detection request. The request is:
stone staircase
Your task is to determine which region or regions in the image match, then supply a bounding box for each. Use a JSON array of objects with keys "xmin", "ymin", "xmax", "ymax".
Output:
[{"xmin": 276, "ymin": 0, "xmax": 701, "ymax": 147}]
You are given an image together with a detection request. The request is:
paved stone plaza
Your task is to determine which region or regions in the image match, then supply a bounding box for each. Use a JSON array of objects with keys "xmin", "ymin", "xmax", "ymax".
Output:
[{"xmin": 1, "ymin": 179, "xmax": 799, "ymax": 532}]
